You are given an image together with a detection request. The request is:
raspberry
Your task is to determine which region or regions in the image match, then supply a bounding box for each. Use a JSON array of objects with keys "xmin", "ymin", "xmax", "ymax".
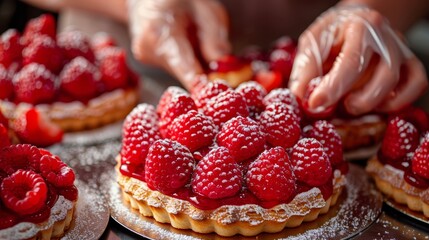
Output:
[
  {"xmin": 13, "ymin": 63, "xmax": 57, "ymax": 104},
  {"xmin": 411, "ymin": 133, "xmax": 429, "ymax": 179},
  {"xmin": 381, "ymin": 117, "xmax": 419, "ymax": 161},
  {"xmin": 254, "ymin": 70, "xmax": 283, "ymax": 93},
  {"xmin": 59, "ymin": 56, "xmax": 101, "ymax": 101},
  {"xmin": 269, "ymin": 48, "xmax": 295, "ymax": 83},
  {"xmin": 0, "ymin": 123, "xmax": 11, "ymax": 149},
  {"xmin": 39, "ymin": 155, "xmax": 75, "ymax": 187},
  {"xmin": 0, "ymin": 29, "xmax": 23, "ymax": 68},
  {"xmin": 290, "ymin": 138, "xmax": 332, "ymax": 187},
  {"xmin": 22, "ymin": 14, "xmax": 56, "ymax": 46},
  {"xmin": 0, "ymin": 64, "xmax": 13, "ymax": 100},
  {"xmin": 122, "ymin": 103, "xmax": 159, "ymax": 136},
  {"xmin": 192, "ymin": 147, "xmax": 242, "ymax": 199},
  {"xmin": 273, "ymin": 36, "xmax": 297, "ymax": 53},
  {"xmin": 156, "ymin": 86, "xmax": 188, "ymax": 116},
  {"xmin": 57, "ymin": 185, "xmax": 79, "ymax": 201},
  {"xmin": 391, "ymin": 106, "xmax": 429, "ymax": 133},
  {"xmin": 194, "ymin": 80, "xmax": 230, "ymax": 109},
  {"xmin": 91, "ymin": 32, "xmax": 116, "ymax": 51},
  {"xmin": 203, "ymin": 89, "xmax": 249, "ymax": 128},
  {"xmin": 304, "ymin": 120, "xmax": 344, "ymax": 166},
  {"xmin": 263, "ymin": 88, "xmax": 301, "ymax": 122},
  {"xmin": 22, "ymin": 35, "xmax": 63, "ymax": 74},
  {"xmin": 121, "ymin": 117, "xmax": 161, "ymax": 168},
  {"xmin": 12, "ymin": 108, "xmax": 63, "ymax": 147},
  {"xmin": 57, "ymin": 30, "xmax": 95, "ymax": 63},
  {"xmin": 159, "ymin": 94, "xmax": 197, "ymax": 137},
  {"xmin": 246, "ymin": 147, "xmax": 296, "ymax": 201},
  {"xmin": 235, "ymin": 81, "xmax": 266, "ymax": 118},
  {"xmin": 1, "ymin": 170, "xmax": 48, "ymax": 215},
  {"xmin": 98, "ymin": 47, "xmax": 128, "ymax": 91},
  {"xmin": 301, "ymin": 77, "xmax": 336, "ymax": 119},
  {"xmin": 145, "ymin": 139, "xmax": 195, "ymax": 194},
  {"xmin": 217, "ymin": 116, "xmax": 265, "ymax": 162},
  {"xmin": 0, "ymin": 208, "xmax": 17, "ymax": 229},
  {"xmin": 208, "ymin": 55, "xmax": 245, "ymax": 73},
  {"xmin": 0, "ymin": 144, "xmax": 42, "ymax": 174},
  {"xmin": 259, "ymin": 102, "xmax": 300, "ymax": 149},
  {"xmin": 167, "ymin": 110, "xmax": 216, "ymax": 151}
]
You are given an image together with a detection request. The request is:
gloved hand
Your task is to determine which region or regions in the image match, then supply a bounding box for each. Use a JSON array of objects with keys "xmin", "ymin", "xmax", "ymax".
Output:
[
  {"xmin": 289, "ymin": 4, "xmax": 428, "ymax": 115},
  {"xmin": 127, "ymin": 0, "xmax": 230, "ymax": 90}
]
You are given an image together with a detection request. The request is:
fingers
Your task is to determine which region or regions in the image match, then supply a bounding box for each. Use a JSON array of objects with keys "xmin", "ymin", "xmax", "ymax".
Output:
[
  {"xmin": 191, "ymin": 0, "xmax": 231, "ymax": 61},
  {"xmin": 376, "ymin": 57, "xmax": 428, "ymax": 112}
]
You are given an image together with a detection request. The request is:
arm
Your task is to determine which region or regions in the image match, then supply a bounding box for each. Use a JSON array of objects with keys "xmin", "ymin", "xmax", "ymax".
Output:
[
  {"xmin": 23, "ymin": 0, "xmax": 128, "ymax": 23},
  {"xmin": 340, "ymin": 0, "xmax": 429, "ymax": 32}
]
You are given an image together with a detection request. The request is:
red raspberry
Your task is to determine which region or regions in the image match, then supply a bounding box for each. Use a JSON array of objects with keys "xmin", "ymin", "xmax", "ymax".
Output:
[
  {"xmin": 192, "ymin": 147, "xmax": 242, "ymax": 199},
  {"xmin": 263, "ymin": 88, "xmax": 301, "ymax": 122},
  {"xmin": 122, "ymin": 103, "xmax": 159, "ymax": 136},
  {"xmin": 381, "ymin": 117, "xmax": 419, "ymax": 161},
  {"xmin": 0, "ymin": 144, "xmax": 42, "ymax": 174},
  {"xmin": 39, "ymin": 154, "xmax": 75, "ymax": 187},
  {"xmin": 22, "ymin": 35, "xmax": 63, "ymax": 74},
  {"xmin": 259, "ymin": 102, "xmax": 300, "ymax": 148},
  {"xmin": 60, "ymin": 56, "xmax": 101, "ymax": 101},
  {"xmin": 145, "ymin": 139, "xmax": 195, "ymax": 194},
  {"xmin": 91, "ymin": 32, "xmax": 116, "ymax": 51},
  {"xmin": 0, "ymin": 170, "xmax": 47, "ymax": 215},
  {"xmin": 13, "ymin": 63, "xmax": 57, "ymax": 104},
  {"xmin": 159, "ymin": 94, "xmax": 197, "ymax": 138},
  {"xmin": 391, "ymin": 106, "xmax": 429, "ymax": 133},
  {"xmin": 246, "ymin": 147, "xmax": 296, "ymax": 201},
  {"xmin": 217, "ymin": 116, "xmax": 265, "ymax": 162},
  {"xmin": 13, "ymin": 108, "xmax": 63, "ymax": 147},
  {"xmin": 290, "ymin": 138, "xmax": 332, "ymax": 187},
  {"xmin": 304, "ymin": 120, "xmax": 344, "ymax": 166},
  {"xmin": 254, "ymin": 70, "xmax": 283, "ymax": 93},
  {"xmin": 203, "ymin": 89, "xmax": 249, "ymax": 128},
  {"xmin": 0, "ymin": 208, "xmax": 18, "ymax": 229},
  {"xmin": 0, "ymin": 123, "xmax": 11, "ymax": 149},
  {"xmin": 121, "ymin": 117, "xmax": 161, "ymax": 168},
  {"xmin": 156, "ymin": 86, "xmax": 188, "ymax": 116},
  {"xmin": 0, "ymin": 64, "xmax": 14, "ymax": 100},
  {"xmin": 301, "ymin": 77, "xmax": 336, "ymax": 119},
  {"xmin": 98, "ymin": 47, "xmax": 128, "ymax": 91},
  {"xmin": 272, "ymin": 36, "xmax": 297, "ymax": 53},
  {"xmin": 208, "ymin": 55, "xmax": 245, "ymax": 73},
  {"xmin": 411, "ymin": 133, "xmax": 429, "ymax": 179},
  {"xmin": 167, "ymin": 110, "xmax": 217, "ymax": 151},
  {"xmin": 235, "ymin": 81, "xmax": 266, "ymax": 118},
  {"xmin": 194, "ymin": 80, "xmax": 230, "ymax": 109},
  {"xmin": 269, "ymin": 48, "xmax": 295, "ymax": 83},
  {"xmin": 57, "ymin": 30, "xmax": 95, "ymax": 63},
  {"xmin": 22, "ymin": 14, "xmax": 56, "ymax": 46},
  {"xmin": 0, "ymin": 29, "xmax": 23, "ymax": 68}
]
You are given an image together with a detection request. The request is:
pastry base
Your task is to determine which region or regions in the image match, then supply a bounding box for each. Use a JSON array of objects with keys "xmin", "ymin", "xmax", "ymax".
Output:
[
  {"xmin": 208, "ymin": 65, "xmax": 253, "ymax": 88},
  {"xmin": 0, "ymin": 87, "xmax": 139, "ymax": 132},
  {"xmin": 116, "ymin": 160, "xmax": 346, "ymax": 237},
  {"xmin": 366, "ymin": 157, "xmax": 429, "ymax": 218},
  {"xmin": 0, "ymin": 196, "xmax": 77, "ymax": 240}
]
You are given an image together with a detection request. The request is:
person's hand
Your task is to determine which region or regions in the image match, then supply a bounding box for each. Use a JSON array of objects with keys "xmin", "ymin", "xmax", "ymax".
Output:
[
  {"xmin": 127, "ymin": 0, "xmax": 230, "ymax": 90},
  {"xmin": 289, "ymin": 5, "xmax": 428, "ymax": 115}
]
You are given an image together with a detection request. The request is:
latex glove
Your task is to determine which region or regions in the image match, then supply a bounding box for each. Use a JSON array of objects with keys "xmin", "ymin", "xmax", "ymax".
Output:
[
  {"xmin": 289, "ymin": 5, "xmax": 428, "ymax": 115},
  {"xmin": 127, "ymin": 0, "xmax": 230, "ymax": 90}
]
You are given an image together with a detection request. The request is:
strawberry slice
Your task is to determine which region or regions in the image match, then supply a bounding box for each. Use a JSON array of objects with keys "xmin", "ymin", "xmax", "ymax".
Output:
[
  {"xmin": 254, "ymin": 70, "xmax": 283, "ymax": 92},
  {"xmin": 12, "ymin": 108, "xmax": 63, "ymax": 147}
]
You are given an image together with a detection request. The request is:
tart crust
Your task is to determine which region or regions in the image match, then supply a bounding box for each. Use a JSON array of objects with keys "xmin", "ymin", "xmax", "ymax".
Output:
[
  {"xmin": 116, "ymin": 158, "xmax": 346, "ymax": 237},
  {"xmin": 366, "ymin": 156, "xmax": 429, "ymax": 218},
  {"xmin": 0, "ymin": 87, "xmax": 139, "ymax": 132},
  {"xmin": 0, "ymin": 196, "xmax": 77, "ymax": 240}
]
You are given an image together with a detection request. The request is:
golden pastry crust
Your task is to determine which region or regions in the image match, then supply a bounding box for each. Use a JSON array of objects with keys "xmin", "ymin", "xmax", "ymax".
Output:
[
  {"xmin": 208, "ymin": 65, "xmax": 253, "ymax": 88},
  {"xmin": 332, "ymin": 114, "xmax": 386, "ymax": 151},
  {"xmin": 0, "ymin": 87, "xmax": 139, "ymax": 132},
  {"xmin": 116, "ymin": 158, "xmax": 346, "ymax": 237},
  {"xmin": 0, "ymin": 197, "xmax": 77, "ymax": 240},
  {"xmin": 366, "ymin": 156, "xmax": 429, "ymax": 217}
]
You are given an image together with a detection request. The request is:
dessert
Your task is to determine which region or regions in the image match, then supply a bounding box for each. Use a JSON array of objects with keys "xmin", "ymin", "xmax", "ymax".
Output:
[
  {"xmin": 366, "ymin": 111, "xmax": 429, "ymax": 218},
  {"xmin": 207, "ymin": 55, "xmax": 253, "ymax": 88},
  {"xmin": 117, "ymin": 80, "xmax": 348, "ymax": 237},
  {"xmin": 0, "ymin": 14, "xmax": 139, "ymax": 134},
  {"xmin": 0, "ymin": 124, "xmax": 78, "ymax": 239}
]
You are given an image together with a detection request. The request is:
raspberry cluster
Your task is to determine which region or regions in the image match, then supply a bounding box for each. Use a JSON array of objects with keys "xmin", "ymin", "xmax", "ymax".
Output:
[
  {"xmin": 120, "ymin": 80, "xmax": 347, "ymax": 203},
  {"xmin": 0, "ymin": 139, "xmax": 76, "ymax": 229},
  {"xmin": 0, "ymin": 14, "xmax": 137, "ymax": 105}
]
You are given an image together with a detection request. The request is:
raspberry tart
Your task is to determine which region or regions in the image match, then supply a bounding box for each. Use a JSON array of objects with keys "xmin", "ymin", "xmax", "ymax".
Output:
[
  {"xmin": 0, "ymin": 125, "xmax": 78, "ymax": 239},
  {"xmin": 0, "ymin": 14, "xmax": 139, "ymax": 133},
  {"xmin": 366, "ymin": 112, "xmax": 429, "ymax": 218},
  {"xmin": 116, "ymin": 80, "xmax": 348, "ymax": 237}
]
